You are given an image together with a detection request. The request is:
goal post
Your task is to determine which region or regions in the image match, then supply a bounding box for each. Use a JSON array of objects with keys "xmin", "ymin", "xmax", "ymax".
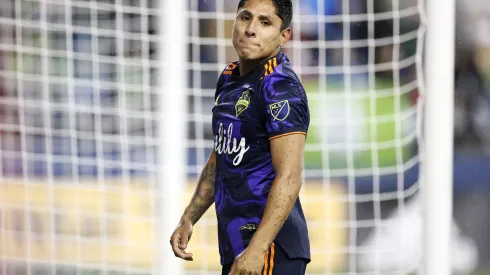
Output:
[
  {"xmin": 423, "ymin": 0, "xmax": 455, "ymax": 274},
  {"xmin": 159, "ymin": 0, "xmax": 188, "ymax": 274}
]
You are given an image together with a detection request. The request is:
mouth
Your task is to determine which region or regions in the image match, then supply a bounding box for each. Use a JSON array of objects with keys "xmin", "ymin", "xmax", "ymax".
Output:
[{"xmin": 239, "ymin": 40, "xmax": 256, "ymax": 48}]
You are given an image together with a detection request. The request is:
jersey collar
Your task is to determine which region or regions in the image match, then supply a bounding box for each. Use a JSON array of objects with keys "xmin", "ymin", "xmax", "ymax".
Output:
[{"xmin": 231, "ymin": 52, "xmax": 284, "ymax": 79}]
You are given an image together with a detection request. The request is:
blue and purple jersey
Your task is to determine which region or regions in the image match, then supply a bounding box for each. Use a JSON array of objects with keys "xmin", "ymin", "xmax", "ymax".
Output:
[{"xmin": 212, "ymin": 52, "xmax": 311, "ymax": 265}]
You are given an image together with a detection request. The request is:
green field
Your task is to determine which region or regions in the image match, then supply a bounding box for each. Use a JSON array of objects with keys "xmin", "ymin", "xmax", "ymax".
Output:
[{"xmin": 302, "ymin": 77, "xmax": 417, "ymax": 173}]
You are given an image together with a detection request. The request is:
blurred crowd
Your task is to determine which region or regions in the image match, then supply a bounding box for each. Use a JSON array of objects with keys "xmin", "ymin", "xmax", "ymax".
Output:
[
  {"xmin": 453, "ymin": 1, "xmax": 490, "ymax": 153},
  {"xmin": 197, "ymin": 0, "xmax": 490, "ymax": 156},
  {"xmin": 0, "ymin": 0, "xmax": 489, "ymax": 162}
]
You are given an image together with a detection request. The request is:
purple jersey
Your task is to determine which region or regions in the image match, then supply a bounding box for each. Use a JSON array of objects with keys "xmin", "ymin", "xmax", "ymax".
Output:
[{"xmin": 212, "ymin": 52, "xmax": 311, "ymax": 265}]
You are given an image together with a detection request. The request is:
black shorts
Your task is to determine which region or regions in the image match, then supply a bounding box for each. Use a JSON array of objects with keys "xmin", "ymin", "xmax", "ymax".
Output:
[{"xmin": 221, "ymin": 243, "xmax": 308, "ymax": 275}]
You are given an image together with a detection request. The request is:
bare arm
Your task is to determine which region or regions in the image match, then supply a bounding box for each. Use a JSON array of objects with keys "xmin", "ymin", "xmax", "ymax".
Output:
[
  {"xmin": 171, "ymin": 150, "xmax": 217, "ymax": 261},
  {"xmin": 181, "ymin": 150, "xmax": 217, "ymax": 225},
  {"xmin": 248, "ymin": 133, "xmax": 305, "ymax": 253}
]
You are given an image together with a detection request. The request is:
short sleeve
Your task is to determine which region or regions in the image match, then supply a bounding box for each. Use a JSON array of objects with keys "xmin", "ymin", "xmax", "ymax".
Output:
[
  {"xmin": 261, "ymin": 74, "xmax": 310, "ymax": 140},
  {"xmin": 214, "ymin": 74, "xmax": 225, "ymax": 106},
  {"xmin": 214, "ymin": 62, "xmax": 238, "ymax": 107}
]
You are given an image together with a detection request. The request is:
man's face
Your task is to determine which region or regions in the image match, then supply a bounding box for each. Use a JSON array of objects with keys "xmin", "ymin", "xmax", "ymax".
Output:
[{"xmin": 232, "ymin": 0, "xmax": 290, "ymax": 61}]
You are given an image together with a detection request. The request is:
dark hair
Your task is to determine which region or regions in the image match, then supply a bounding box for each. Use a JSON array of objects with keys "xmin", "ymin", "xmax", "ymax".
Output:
[{"xmin": 237, "ymin": 0, "xmax": 293, "ymax": 31}]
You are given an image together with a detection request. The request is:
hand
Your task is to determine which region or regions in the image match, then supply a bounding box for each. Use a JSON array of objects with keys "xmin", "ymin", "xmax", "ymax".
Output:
[
  {"xmin": 229, "ymin": 247, "xmax": 265, "ymax": 275},
  {"xmin": 170, "ymin": 219, "xmax": 194, "ymax": 261}
]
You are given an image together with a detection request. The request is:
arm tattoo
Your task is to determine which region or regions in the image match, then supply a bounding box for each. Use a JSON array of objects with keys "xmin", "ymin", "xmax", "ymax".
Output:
[{"xmin": 182, "ymin": 159, "xmax": 216, "ymax": 225}]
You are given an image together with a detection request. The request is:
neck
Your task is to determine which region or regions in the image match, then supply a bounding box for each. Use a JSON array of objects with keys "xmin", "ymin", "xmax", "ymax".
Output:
[
  {"xmin": 238, "ymin": 49, "xmax": 279, "ymax": 76},
  {"xmin": 238, "ymin": 59, "xmax": 261, "ymax": 76}
]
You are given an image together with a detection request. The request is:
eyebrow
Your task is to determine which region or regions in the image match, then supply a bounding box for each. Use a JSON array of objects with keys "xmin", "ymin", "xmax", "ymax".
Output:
[{"xmin": 238, "ymin": 9, "xmax": 274, "ymax": 23}]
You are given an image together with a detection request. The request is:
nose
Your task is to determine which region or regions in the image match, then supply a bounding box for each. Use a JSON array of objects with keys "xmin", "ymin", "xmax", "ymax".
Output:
[{"xmin": 244, "ymin": 21, "xmax": 257, "ymax": 38}]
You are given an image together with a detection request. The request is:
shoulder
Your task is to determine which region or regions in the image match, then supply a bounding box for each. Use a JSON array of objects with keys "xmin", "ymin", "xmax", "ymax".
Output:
[
  {"xmin": 215, "ymin": 61, "xmax": 239, "ymax": 99},
  {"xmin": 217, "ymin": 61, "xmax": 239, "ymax": 85},
  {"xmin": 260, "ymin": 54, "xmax": 306, "ymax": 99},
  {"xmin": 222, "ymin": 61, "xmax": 239, "ymax": 76}
]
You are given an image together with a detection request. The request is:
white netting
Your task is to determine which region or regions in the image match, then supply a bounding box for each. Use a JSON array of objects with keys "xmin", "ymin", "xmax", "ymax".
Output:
[
  {"xmin": 185, "ymin": 0, "xmax": 425, "ymax": 274},
  {"xmin": 0, "ymin": 0, "xmax": 426, "ymax": 274},
  {"xmin": 0, "ymin": 0, "xmax": 159, "ymax": 274}
]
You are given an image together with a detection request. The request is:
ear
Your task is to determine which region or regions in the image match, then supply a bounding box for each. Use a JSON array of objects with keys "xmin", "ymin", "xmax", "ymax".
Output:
[{"xmin": 279, "ymin": 28, "xmax": 291, "ymax": 47}]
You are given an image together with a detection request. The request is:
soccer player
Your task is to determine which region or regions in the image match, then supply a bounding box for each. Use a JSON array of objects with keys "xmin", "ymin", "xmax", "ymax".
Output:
[{"xmin": 170, "ymin": 0, "xmax": 311, "ymax": 274}]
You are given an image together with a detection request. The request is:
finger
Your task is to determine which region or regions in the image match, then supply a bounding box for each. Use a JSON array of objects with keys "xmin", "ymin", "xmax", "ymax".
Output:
[
  {"xmin": 229, "ymin": 263, "xmax": 236, "ymax": 275},
  {"xmin": 177, "ymin": 233, "xmax": 194, "ymax": 261},
  {"xmin": 171, "ymin": 234, "xmax": 189, "ymax": 260},
  {"xmin": 180, "ymin": 248, "xmax": 194, "ymax": 261},
  {"xmin": 179, "ymin": 231, "xmax": 190, "ymax": 250},
  {"xmin": 170, "ymin": 235, "xmax": 184, "ymax": 257},
  {"xmin": 174, "ymin": 245, "xmax": 194, "ymax": 261}
]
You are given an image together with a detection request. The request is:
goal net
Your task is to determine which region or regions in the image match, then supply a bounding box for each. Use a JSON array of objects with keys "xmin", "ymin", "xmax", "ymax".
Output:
[
  {"xmin": 0, "ymin": 0, "xmax": 426, "ymax": 274},
  {"xmin": 185, "ymin": 0, "xmax": 425, "ymax": 274},
  {"xmin": 0, "ymin": 0, "xmax": 160, "ymax": 274}
]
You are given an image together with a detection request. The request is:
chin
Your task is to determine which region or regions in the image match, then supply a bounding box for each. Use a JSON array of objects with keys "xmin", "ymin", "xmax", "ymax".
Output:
[
  {"xmin": 238, "ymin": 53, "xmax": 257, "ymax": 61},
  {"xmin": 236, "ymin": 49, "xmax": 263, "ymax": 61}
]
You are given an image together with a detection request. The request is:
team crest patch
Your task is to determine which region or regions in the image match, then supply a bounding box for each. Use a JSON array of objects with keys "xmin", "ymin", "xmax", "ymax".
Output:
[
  {"xmin": 235, "ymin": 90, "xmax": 251, "ymax": 117},
  {"xmin": 269, "ymin": 100, "xmax": 290, "ymax": 121}
]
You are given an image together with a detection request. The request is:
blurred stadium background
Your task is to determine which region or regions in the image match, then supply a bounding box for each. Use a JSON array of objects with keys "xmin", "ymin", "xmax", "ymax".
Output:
[{"xmin": 0, "ymin": 0, "xmax": 489, "ymax": 274}]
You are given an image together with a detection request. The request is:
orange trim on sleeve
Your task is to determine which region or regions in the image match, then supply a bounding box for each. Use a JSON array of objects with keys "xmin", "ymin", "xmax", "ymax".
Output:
[{"xmin": 269, "ymin": 131, "xmax": 306, "ymax": 141}]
